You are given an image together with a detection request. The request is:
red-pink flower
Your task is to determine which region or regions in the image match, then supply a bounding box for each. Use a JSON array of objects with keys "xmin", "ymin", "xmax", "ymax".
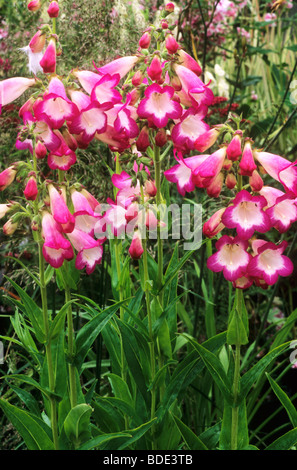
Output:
[
  {"xmin": 173, "ymin": 64, "xmax": 213, "ymax": 108},
  {"xmin": 171, "ymin": 106, "xmax": 209, "ymax": 153},
  {"xmin": 29, "ymin": 31, "xmax": 46, "ymax": 53},
  {"xmin": 41, "ymin": 212, "xmax": 74, "ymax": 268},
  {"xmin": 47, "ymin": 138, "xmax": 77, "ymax": 171},
  {"xmin": 137, "ymin": 83, "xmax": 182, "ymax": 128},
  {"xmin": 147, "ymin": 55, "xmax": 163, "ymax": 82},
  {"xmin": 139, "ymin": 31, "xmax": 151, "ymax": 49},
  {"xmin": 203, "ymin": 208, "xmax": 226, "ymax": 238},
  {"xmin": 239, "ymin": 140, "xmax": 257, "ymax": 176},
  {"xmin": 27, "ymin": 0, "xmax": 41, "ymax": 11},
  {"xmin": 195, "ymin": 127, "xmax": 220, "ymax": 153},
  {"xmin": 67, "ymin": 228, "xmax": 103, "ymax": 274},
  {"xmin": 226, "ymin": 131, "xmax": 242, "ymax": 161},
  {"xmin": 68, "ymin": 101, "xmax": 108, "ymax": 144},
  {"xmin": 90, "ymin": 73, "xmax": 122, "ymax": 105},
  {"xmin": 95, "ymin": 56, "xmax": 139, "ymax": 80},
  {"xmin": 207, "ymin": 235, "xmax": 251, "ymax": 282},
  {"xmin": 248, "ymin": 240, "xmax": 293, "ymax": 286},
  {"xmin": 48, "ymin": 184, "xmax": 75, "ymax": 233},
  {"xmin": 221, "ymin": 189, "xmax": 271, "ymax": 239},
  {"xmin": 254, "ymin": 151, "xmax": 297, "ymax": 196},
  {"xmin": 47, "ymin": 1, "xmax": 59, "ymax": 18},
  {"xmin": 165, "ymin": 34, "xmax": 179, "ymax": 54},
  {"xmin": 176, "ymin": 49, "xmax": 202, "ymax": 77}
]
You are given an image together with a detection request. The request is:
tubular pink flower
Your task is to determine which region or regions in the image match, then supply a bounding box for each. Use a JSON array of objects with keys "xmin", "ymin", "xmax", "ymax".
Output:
[
  {"xmin": 41, "ymin": 212, "xmax": 74, "ymax": 268},
  {"xmin": 173, "ymin": 64, "xmax": 214, "ymax": 108},
  {"xmin": 207, "ymin": 235, "xmax": 251, "ymax": 282},
  {"xmin": 164, "ymin": 152, "xmax": 208, "ymax": 196},
  {"xmin": 206, "ymin": 172, "xmax": 224, "ymax": 198},
  {"xmin": 94, "ymin": 56, "xmax": 139, "ymax": 80},
  {"xmin": 35, "ymin": 141, "xmax": 47, "ymax": 159},
  {"xmin": 137, "ymin": 83, "xmax": 182, "ymax": 128},
  {"xmin": 39, "ymin": 38, "xmax": 56, "ymax": 74},
  {"xmin": 34, "ymin": 77, "xmax": 79, "ymax": 129},
  {"xmin": 68, "ymin": 101, "xmax": 108, "ymax": 143},
  {"xmin": 176, "ymin": 49, "xmax": 202, "ymax": 76},
  {"xmin": 0, "ymin": 77, "xmax": 36, "ymax": 112},
  {"xmin": 0, "ymin": 166, "xmax": 17, "ymax": 191},
  {"xmin": 24, "ymin": 176, "xmax": 38, "ymax": 201},
  {"xmin": 3, "ymin": 219, "xmax": 18, "ymax": 235},
  {"xmin": 225, "ymin": 172, "xmax": 237, "ymax": 189},
  {"xmin": 221, "ymin": 189, "xmax": 271, "ymax": 239},
  {"xmin": 203, "ymin": 208, "xmax": 226, "ymax": 238},
  {"xmin": 195, "ymin": 127, "xmax": 220, "ymax": 153},
  {"xmin": 226, "ymin": 131, "xmax": 242, "ymax": 161},
  {"xmin": 232, "ymin": 275, "xmax": 253, "ymax": 290},
  {"xmin": 48, "ymin": 184, "xmax": 75, "ymax": 233},
  {"xmin": 113, "ymin": 96, "xmax": 139, "ymax": 139},
  {"xmin": 171, "ymin": 106, "xmax": 209, "ymax": 153},
  {"xmin": 254, "ymin": 151, "xmax": 297, "ymax": 195},
  {"xmin": 249, "ymin": 169, "xmax": 263, "ymax": 191},
  {"xmin": 90, "ymin": 73, "xmax": 122, "ymax": 105},
  {"xmin": 129, "ymin": 230, "xmax": 144, "ymax": 259},
  {"xmin": 75, "ymin": 245, "xmax": 103, "ymax": 274},
  {"xmin": 71, "ymin": 190, "xmax": 100, "ymax": 236},
  {"xmin": 16, "ymin": 111, "xmax": 61, "ymax": 155},
  {"xmin": 194, "ymin": 147, "xmax": 227, "ymax": 180},
  {"xmin": 239, "ymin": 140, "xmax": 257, "ymax": 176},
  {"xmin": 265, "ymin": 193, "xmax": 297, "ymax": 233},
  {"xmin": 248, "ymin": 240, "xmax": 293, "ymax": 286},
  {"xmin": 136, "ymin": 126, "xmax": 150, "ymax": 152},
  {"xmin": 47, "ymin": 139, "xmax": 77, "ymax": 171},
  {"xmin": 103, "ymin": 198, "xmax": 128, "ymax": 237}
]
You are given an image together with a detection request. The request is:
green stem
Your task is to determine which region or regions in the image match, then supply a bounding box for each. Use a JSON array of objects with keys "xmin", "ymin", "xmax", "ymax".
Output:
[
  {"xmin": 65, "ymin": 284, "xmax": 77, "ymax": 408},
  {"xmin": 154, "ymin": 145, "xmax": 163, "ymax": 300},
  {"xmin": 230, "ymin": 289, "xmax": 242, "ymax": 451},
  {"xmin": 38, "ymin": 241, "xmax": 59, "ymax": 450}
]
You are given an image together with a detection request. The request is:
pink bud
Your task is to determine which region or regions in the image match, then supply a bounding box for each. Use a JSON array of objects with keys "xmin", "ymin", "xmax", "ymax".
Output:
[
  {"xmin": 24, "ymin": 176, "xmax": 38, "ymax": 201},
  {"xmin": 3, "ymin": 219, "xmax": 18, "ymax": 235},
  {"xmin": 139, "ymin": 31, "xmax": 151, "ymax": 49},
  {"xmin": 170, "ymin": 74, "xmax": 182, "ymax": 91},
  {"xmin": 144, "ymin": 179, "xmax": 157, "ymax": 197},
  {"xmin": 203, "ymin": 208, "xmax": 226, "ymax": 238},
  {"xmin": 29, "ymin": 30, "xmax": 46, "ymax": 53},
  {"xmin": 226, "ymin": 131, "xmax": 242, "ymax": 161},
  {"xmin": 225, "ymin": 172, "xmax": 237, "ymax": 189},
  {"xmin": 249, "ymin": 169, "xmax": 264, "ymax": 191},
  {"xmin": 132, "ymin": 70, "xmax": 144, "ymax": 87},
  {"xmin": 35, "ymin": 141, "xmax": 47, "ymax": 159},
  {"xmin": 39, "ymin": 38, "xmax": 56, "ymax": 74},
  {"xmin": 27, "ymin": 0, "xmax": 41, "ymax": 11},
  {"xmin": 136, "ymin": 126, "xmax": 150, "ymax": 152},
  {"xmin": 161, "ymin": 20, "xmax": 169, "ymax": 29},
  {"xmin": 129, "ymin": 230, "xmax": 144, "ymax": 260},
  {"xmin": 0, "ymin": 166, "xmax": 17, "ymax": 191},
  {"xmin": 147, "ymin": 55, "xmax": 162, "ymax": 82},
  {"xmin": 47, "ymin": 1, "xmax": 59, "ymax": 18},
  {"xmin": 155, "ymin": 129, "xmax": 167, "ymax": 148},
  {"xmin": 239, "ymin": 139, "xmax": 257, "ymax": 176},
  {"xmin": 165, "ymin": 34, "xmax": 179, "ymax": 54}
]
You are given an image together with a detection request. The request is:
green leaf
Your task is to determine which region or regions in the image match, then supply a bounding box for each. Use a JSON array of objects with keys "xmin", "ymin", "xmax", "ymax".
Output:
[
  {"xmin": 5, "ymin": 277, "xmax": 45, "ymax": 343},
  {"xmin": 63, "ymin": 404, "xmax": 92, "ymax": 449},
  {"xmin": 265, "ymin": 428, "xmax": 297, "ymax": 450},
  {"xmin": 0, "ymin": 398, "xmax": 54, "ymax": 450},
  {"xmin": 75, "ymin": 300, "xmax": 127, "ymax": 369},
  {"xmin": 172, "ymin": 414, "xmax": 208, "ymax": 450},
  {"xmin": 227, "ymin": 292, "xmax": 249, "ymax": 346},
  {"xmin": 266, "ymin": 373, "xmax": 297, "ymax": 428},
  {"xmin": 219, "ymin": 399, "xmax": 249, "ymax": 450},
  {"xmin": 107, "ymin": 373, "xmax": 133, "ymax": 405},
  {"xmin": 77, "ymin": 432, "xmax": 132, "ymax": 450},
  {"xmin": 185, "ymin": 336, "xmax": 233, "ymax": 404},
  {"xmin": 48, "ymin": 299, "xmax": 78, "ymax": 342},
  {"xmin": 117, "ymin": 419, "xmax": 157, "ymax": 450},
  {"xmin": 239, "ymin": 342, "xmax": 290, "ymax": 401}
]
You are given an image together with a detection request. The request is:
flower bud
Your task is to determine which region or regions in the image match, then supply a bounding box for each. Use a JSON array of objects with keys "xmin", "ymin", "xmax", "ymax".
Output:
[
  {"xmin": 24, "ymin": 175, "xmax": 38, "ymax": 201},
  {"xmin": 203, "ymin": 208, "xmax": 226, "ymax": 238},
  {"xmin": 29, "ymin": 30, "xmax": 46, "ymax": 53},
  {"xmin": 47, "ymin": 1, "xmax": 59, "ymax": 18},
  {"xmin": 0, "ymin": 166, "xmax": 17, "ymax": 191},
  {"xmin": 35, "ymin": 141, "xmax": 47, "ymax": 159},
  {"xmin": 139, "ymin": 31, "xmax": 151, "ymax": 49},
  {"xmin": 3, "ymin": 219, "xmax": 18, "ymax": 235},
  {"xmin": 144, "ymin": 179, "xmax": 157, "ymax": 197},
  {"xmin": 27, "ymin": 0, "xmax": 41, "ymax": 12},
  {"xmin": 225, "ymin": 172, "xmax": 237, "ymax": 189},
  {"xmin": 147, "ymin": 55, "xmax": 162, "ymax": 82},
  {"xmin": 165, "ymin": 34, "xmax": 179, "ymax": 54},
  {"xmin": 129, "ymin": 230, "xmax": 144, "ymax": 260},
  {"xmin": 165, "ymin": 3, "xmax": 175, "ymax": 12},
  {"xmin": 155, "ymin": 129, "xmax": 167, "ymax": 148},
  {"xmin": 249, "ymin": 169, "xmax": 263, "ymax": 191},
  {"xmin": 136, "ymin": 126, "xmax": 150, "ymax": 152},
  {"xmin": 39, "ymin": 38, "xmax": 56, "ymax": 74},
  {"xmin": 132, "ymin": 70, "xmax": 144, "ymax": 87},
  {"xmin": 226, "ymin": 130, "xmax": 242, "ymax": 161}
]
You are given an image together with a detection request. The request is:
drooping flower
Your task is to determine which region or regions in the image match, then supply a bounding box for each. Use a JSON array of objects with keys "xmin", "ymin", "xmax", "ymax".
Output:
[
  {"xmin": 203, "ymin": 208, "xmax": 226, "ymax": 238},
  {"xmin": 171, "ymin": 106, "xmax": 209, "ymax": 153},
  {"xmin": 137, "ymin": 83, "xmax": 182, "ymax": 128},
  {"xmin": 206, "ymin": 235, "xmax": 251, "ymax": 282},
  {"xmin": 41, "ymin": 211, "xmax": 74, "ymax": 268},
  {"xmin": 129, "ymin": 229, "xmax": 144, "ymax": 259},
  {"xmin": 221, "ymin": 189, "xmax": 271, "ymax": 239},
  {"xmin": 226, "ymin": 131, "xmax": 242, "ymax": 161},
  {"xmin": 67, "ymin": 228, "xmax": 104, "ymax": 274},
  {"xmin": 39, "ymin": 38, "xmax": 56, "ymax": 74},
  {"xmin": 0, "ymin": 166, "xmax": 17, "ymax": 191},
  {"xmin": 248, "ymin": 240, "xmax": 294, "ymax": 286},
  {"xmin": 147, "ymin": 55, "xmax": 163, "ymax": 82},
  {"xmin": 23, "ymin": 175, "xmax": 38, "ymax": 201},
  {"xmin": 48, "ymin": 184, "xmax": 75, "ymax": 233},
  {"xmin": 164, "ymin": 152, "xmax": 208, "ymax": 196},
  {"xmin": 0, "ymin": 77, "xmax": 36, "ymax": 112},
  {"xmin": 260, "ymin": 186, "xmax": 297, "ymax": 233},
  {"xmin": 94, "ymin": 56, "xmax": 139, "ymax": 80},
  {"xmin": 173, "ymin": 63, "xmax": 214, "ymax": 109},
  {"xmin": 254, "ymin": 151, "xmax": 297, "ymax": 196},
  {"xmin": 239, "ymin": 139, "xmax": 257, "ymax": 176}
]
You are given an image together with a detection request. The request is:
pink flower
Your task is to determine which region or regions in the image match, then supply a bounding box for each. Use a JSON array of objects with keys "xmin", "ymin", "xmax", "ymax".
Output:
[
  {"xmin": 29, "ymin": 31, "xmax": 46, "ymax": 53},
  {"xmin": 207, "ymin": 235, "xmax": 251, "ymax": 282},
  {"xmin": 129, "ymin": 230, "xmax": 144, "ymax": 259},
  {"xmin": 39, "ymin": 38, "xmax": 56, "ymax": 74},
  {"xmin": 176, "ymin": 49, "xmax": 202, "ymax": 77},
  {"xmin": 248, "ymin": 240, "xmax": 293, "ymax": 286},
  {"xmin": 24, "ymin": 175, "xmax": 38, "ymax": 201},
  {"xmin": 90, "ymin": 73, "xmax": 122, "ymax": 105},
  {"xmin": 173, "ymin": 64, "xmax": 214, "ymax": 108},
  {"xmin": 71, "ymin": 190, "xmax": 101, "ymax": 236},
  {"xmin": 16, "ymin": 111, "xmax": 61, "ymax": 154},
  {"xmin": 222, "ymin": 189, "xmax": 271, "ymax": 239},
  {"xmin": 139, "ymin": 31, "xmax": 151, "ymax": 49},
  {"xmin": 195, "ymin": 127, "xmax": 220, "ymax": 153},
  {"xmin": 67, "ymin": 228, "xmax": 103, "ymax": 274},
  {"xmin": 34, "ymin": 77, "xmax": 79, "ymax": 129},
  {"xmin": 27, "ymin": 0, "xmax": 41, "ymax": 11},
  {"xmin": 262, "ymin": 189, "xmax": 297, "ymax": 233},
  {"xmin": 165, "ymin": 34, "xmax": 179, "ymax": 54},
  {"xmin": 137, "ymin": 83, "xmax": 182, "ymax": 128},
  {"xmin": 164, "ymin": 152, "xmax": 206, "ymax": 196},
  {"xmin": 68, "ymin": 101, "xmax": 108, "ymax": 144},
  {"xmin": 95, "ymin": 56, "xmax": 139, "ymax": 80},
  {"xmin": 171, "ymin": 106, "xmax": 209, "ymax": 153},
  {"xmin": 41, "ymin": 212, "xmax": 74, "ymax": 268},
  {"xmin": 0, "ymin": 166, "xmax": 17, "ymax": 191},
  {"xmin": 254, "ymin": 151, "xmax": 297, "ymax": 196},
  {"xmin": 0, "ymin": 77, "xmax": 36, "ymax": 112},
  {"xmin": 249, "ymin": 170, "xmax": 263, "ymax": 191},
  {"xmin": 47, "ymin": 138, "xmax": 77, "ymax": 171},
  {"xmin": 48, "ymin": 184, "xmax": 75, "ymax": 233}
]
